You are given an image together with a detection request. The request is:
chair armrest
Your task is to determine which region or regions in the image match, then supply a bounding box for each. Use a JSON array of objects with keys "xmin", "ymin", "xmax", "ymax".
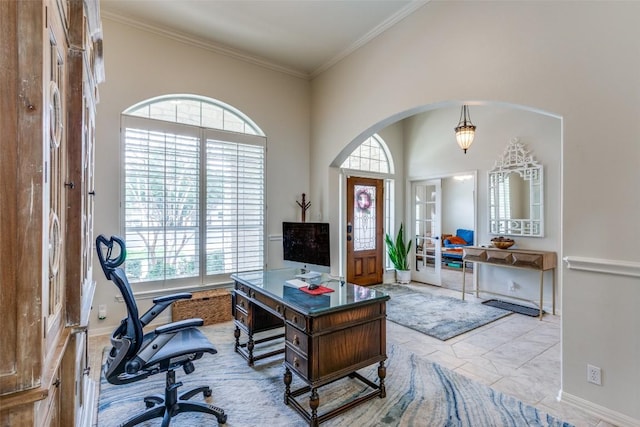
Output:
[
  {"xmin": 139, "ymin": 292, "xmax": 193, "ymax": 326},
  {"xmin": 154, "ymin": 292, "xmax": 193, "ymax": 304},
  {"xmin": 155, "ymin": 318, "xmax": 204, "ymax": 335}
]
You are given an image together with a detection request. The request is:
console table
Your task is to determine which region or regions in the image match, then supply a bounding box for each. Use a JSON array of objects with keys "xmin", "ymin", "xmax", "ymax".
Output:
[
  {"xmin": 231, "ymin": 269, "xmax": 389, "ymax": 426},
  {"xmin": 462, "ymin": 247, "xmax": 557, "ymax": 320}
]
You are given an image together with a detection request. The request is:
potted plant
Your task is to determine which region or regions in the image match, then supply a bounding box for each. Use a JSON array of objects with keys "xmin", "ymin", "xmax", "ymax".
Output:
[{"xmin": 385, "ymin": 223, "xmax": 412, "ymax": 284}]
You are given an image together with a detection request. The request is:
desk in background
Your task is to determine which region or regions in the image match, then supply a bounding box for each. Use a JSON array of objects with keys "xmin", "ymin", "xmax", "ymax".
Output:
[{"xmin": 231, "ymin": 269, "xmax": 389, "ymax": 426}]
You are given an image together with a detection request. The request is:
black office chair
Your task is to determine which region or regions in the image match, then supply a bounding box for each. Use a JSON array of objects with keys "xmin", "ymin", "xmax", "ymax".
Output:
[{"xmin": 96, "ymin": 234, "xmax": 227, "ymax": 426}]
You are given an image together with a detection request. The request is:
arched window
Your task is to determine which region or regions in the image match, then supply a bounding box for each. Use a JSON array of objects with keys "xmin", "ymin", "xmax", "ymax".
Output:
[
  {"xmin": 121, "ymin": 95, "xmax": 265, "ymax": 285},
  {"xmin": 340, "ymin": 134, "xmax": 393, "ymax": 174}
]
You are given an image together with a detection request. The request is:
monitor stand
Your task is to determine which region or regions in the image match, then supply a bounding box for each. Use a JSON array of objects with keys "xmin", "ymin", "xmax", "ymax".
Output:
[{"xmin": 295, "ymin": 271, "xmax": 322, "ymax": 280}]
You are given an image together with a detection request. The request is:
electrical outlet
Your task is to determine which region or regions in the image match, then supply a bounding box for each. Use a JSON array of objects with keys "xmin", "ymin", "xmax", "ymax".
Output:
[
  {"xmin": 587, "ymin": 364, "xmax": 602, "ymax": 385},
  {"xmin": 98, "ymin": 304, "xmax": 107, "ymax": 320}
]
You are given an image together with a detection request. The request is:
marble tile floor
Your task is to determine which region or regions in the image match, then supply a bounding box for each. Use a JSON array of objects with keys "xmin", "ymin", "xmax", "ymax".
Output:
[
  {"xmin": 88, "ymin": 280, "xmax": 615, "ymax": 427},
  {"xmin": 391, "ymin": 282, "xmax": 615, "ymax": 427}
]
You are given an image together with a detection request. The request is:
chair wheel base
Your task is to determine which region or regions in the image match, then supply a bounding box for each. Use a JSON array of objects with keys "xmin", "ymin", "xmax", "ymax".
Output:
[{"xmin": 121, "ymin": 379, "xmax": 226, "ymax": 426}]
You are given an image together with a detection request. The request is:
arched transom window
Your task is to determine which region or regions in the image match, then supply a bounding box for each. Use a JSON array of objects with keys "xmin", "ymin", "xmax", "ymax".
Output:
[
  {"xmin": 122, "ymin": 94, "xmax": 265, "ymax": 286},
  {"xmin": 340, "ymin": 134, "xmax": 393, "ymax": 174}
]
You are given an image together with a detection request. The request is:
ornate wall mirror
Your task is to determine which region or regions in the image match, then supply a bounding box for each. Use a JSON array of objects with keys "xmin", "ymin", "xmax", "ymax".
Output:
[{"xmin": 488, "ymin": 138, "xmax": 544, "ymax": 237}]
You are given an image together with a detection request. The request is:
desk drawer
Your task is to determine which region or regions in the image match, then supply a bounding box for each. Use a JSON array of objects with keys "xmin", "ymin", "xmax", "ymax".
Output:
[
  {"xmin": 285, "ymin": 326, "xmax": 309, "ymax": 356},
  {"xmin": 485, "ymin": 250, "xmax": 513, "ymax": 264},
  {"xmin": 234, "ymin": 281, "xmax": 251, "ymax": 296},
  {"xmin": 234, "ymin": 309, "xmax": 249, "ymax": 329},
  {"xmin": 463, "ymin": 247, "xmax": 487, "ymax": 262},
  {"xmin": 511, "ymin": 252, "xmax": 543, "ymax": 269},
  {"xmin": 284, "ymin": 308, "xmax": 306, "ymax": 331},
  {"xmin": 254, "ymin": 292, "xmax": 285, "ymax": 316},
  {"xmin": 285, "ymin": 346, "xmax": 309, "ymax": 379},
  {"xmin": 234, "ymin": 292, "xmax": 250, "ymax": 312}
]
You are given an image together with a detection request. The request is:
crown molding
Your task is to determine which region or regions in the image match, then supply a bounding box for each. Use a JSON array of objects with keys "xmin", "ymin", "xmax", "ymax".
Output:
[
  {"xmin": 101, "ymin": 11, "xmax": 310, "ymax": 80},
  {"xmin": 311, "ymin": 0, "xmax": 429, "ymax": 77}
]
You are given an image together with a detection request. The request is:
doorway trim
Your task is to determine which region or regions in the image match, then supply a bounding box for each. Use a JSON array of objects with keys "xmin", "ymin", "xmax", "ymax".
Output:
[
  {"xmin": 337, "ymin": 169, "xmax": 395, "ymax": 282},
  {"xmin": 406, "ymin": 170, "xmax": 478, "ymax": 289}
]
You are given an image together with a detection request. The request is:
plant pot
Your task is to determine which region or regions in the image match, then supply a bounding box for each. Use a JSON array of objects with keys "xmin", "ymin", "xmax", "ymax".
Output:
[{"xmin": 396, "ymin": 269, "xmax": 411, "ymax": 284}]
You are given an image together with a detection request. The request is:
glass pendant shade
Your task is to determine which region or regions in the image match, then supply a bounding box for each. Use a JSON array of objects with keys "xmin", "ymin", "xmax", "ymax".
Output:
[{"xmin": 455, "ymin": 105, "xmax": 476, "ymax": 153}]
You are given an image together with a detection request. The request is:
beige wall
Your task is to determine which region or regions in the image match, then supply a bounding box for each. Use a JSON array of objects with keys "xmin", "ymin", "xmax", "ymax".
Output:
[
  {"xmin": 310, "ymin": 1, "xmax": 639, "ymax": 424},
  {"xmin": 93, "ymin": 18, "xmax": 311, "ymax": 332}
]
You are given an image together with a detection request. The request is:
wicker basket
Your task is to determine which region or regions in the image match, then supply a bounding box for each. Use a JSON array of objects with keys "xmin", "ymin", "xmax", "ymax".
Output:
[{"xmin": 172, "ymin": 289, "xmax": 232, "ymax": 326}]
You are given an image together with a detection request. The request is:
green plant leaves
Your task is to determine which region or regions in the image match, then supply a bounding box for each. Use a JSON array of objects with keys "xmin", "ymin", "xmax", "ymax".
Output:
[{"xmin": 385, "ymin": 223, "xmax": 412, "ymax": 270}]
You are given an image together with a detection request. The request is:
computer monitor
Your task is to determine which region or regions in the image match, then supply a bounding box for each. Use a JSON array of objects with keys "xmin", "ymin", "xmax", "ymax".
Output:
[{"xmin": 282, "ymin": 222, "xmax": 330, "ymax": 277}]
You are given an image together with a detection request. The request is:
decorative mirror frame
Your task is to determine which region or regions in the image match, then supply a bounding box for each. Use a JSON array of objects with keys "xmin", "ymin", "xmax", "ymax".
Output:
[{"xmin": 488, "ymin": 138, "xmax": 544, "ymax": 237}]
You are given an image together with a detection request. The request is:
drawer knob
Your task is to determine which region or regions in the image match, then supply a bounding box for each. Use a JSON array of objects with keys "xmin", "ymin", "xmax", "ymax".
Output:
[
  {"xmin": 293, "ymin": 357, "xmax": 299, "ymax": 368},
  {"xmin": 276, "ymin": 304, "xmax": 281, "ymax": 313},
  {"xmin": 293, "ymin": 335, "xmax": 299, "ymax": 346},
  {"xmin": 292, "ymin": 316, "xmax": 298, "ymax": 323},
  {"xmin": 240, "ymin": 301, "xmax": 245, "ymax": 308}
]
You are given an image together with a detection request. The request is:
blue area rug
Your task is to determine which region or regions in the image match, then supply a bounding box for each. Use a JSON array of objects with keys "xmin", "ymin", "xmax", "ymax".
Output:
[
  {"xmin": 97, "ymin": 321, "xmax": 572, "ymax": 427},
  {"xmin": 372, "ymin": 284, "xmax": 512, "ymax": 340}
]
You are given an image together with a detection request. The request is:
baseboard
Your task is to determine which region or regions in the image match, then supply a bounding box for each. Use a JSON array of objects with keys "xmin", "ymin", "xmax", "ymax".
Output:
[{"xmin": 559, "ymin": 390, "xmax": 640, "ymax": 427}]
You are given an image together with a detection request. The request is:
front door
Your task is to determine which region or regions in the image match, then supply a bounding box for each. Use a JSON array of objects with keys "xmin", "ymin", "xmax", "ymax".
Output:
[
  {"xmin": 346, "ymin": 177, "xmax": 384, "ymax": 286},
  {"xmin": 412, "ymin": 179, "xmax": 442, "ymax": 285}
]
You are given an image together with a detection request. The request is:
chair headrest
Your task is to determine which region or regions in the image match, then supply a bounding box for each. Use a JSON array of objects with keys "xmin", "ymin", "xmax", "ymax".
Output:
[{"xmin": 96, "ymin": 234, "xmax": 127, "ymax": 279}]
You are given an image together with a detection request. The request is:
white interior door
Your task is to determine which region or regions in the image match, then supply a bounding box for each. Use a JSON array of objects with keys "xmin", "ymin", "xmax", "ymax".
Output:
[{"xmin": 412, "ymin": 179, "xmax": 442, "ymax": 285}]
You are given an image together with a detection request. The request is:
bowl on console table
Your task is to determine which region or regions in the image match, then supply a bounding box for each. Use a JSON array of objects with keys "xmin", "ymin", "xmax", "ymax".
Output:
[{"xmin": 491, "ymin": 237, "xmax": 515, "ymax": 249}]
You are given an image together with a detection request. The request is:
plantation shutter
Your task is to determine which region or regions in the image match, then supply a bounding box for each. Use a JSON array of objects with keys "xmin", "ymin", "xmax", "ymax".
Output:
[
  {"xmin": 205, "ymin": 129, "xmax": 265, "ymax": 276},
  {"xmin": 121, "ymin": 115, "xmax": 265, "ymax": 285}
]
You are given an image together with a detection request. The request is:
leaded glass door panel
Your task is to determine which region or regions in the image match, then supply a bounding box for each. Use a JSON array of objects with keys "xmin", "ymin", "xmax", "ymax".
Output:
[{"xmin": 346, "ymin": 177, "xmax": 384, "ymax": 285}]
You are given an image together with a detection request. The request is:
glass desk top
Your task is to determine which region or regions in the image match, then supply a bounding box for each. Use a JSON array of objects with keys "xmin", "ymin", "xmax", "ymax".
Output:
[{"xmin": 231, "ymin": 268, "xmax": 389, "ymax": 315}]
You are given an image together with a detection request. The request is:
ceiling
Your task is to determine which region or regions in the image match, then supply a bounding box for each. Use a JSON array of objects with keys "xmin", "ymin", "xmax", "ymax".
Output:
[{"xmin": 100, "ymin": 0, "xmax": 428, "ymax": 78}]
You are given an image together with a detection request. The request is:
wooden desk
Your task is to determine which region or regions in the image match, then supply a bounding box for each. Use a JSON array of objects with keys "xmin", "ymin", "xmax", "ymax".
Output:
[
  {"xmin": 231, "ymin": 269, "xmax": 389, "ymax": 426},
  {"xmin": 462, "ymin": 246, "xmax": 557, "ymax": 320}
]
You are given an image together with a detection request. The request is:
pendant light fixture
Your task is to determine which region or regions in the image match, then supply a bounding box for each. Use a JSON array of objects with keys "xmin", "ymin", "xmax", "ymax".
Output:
[{"xmin": 455, "ymin": 105, "xmax": 476, "ymax": 154}]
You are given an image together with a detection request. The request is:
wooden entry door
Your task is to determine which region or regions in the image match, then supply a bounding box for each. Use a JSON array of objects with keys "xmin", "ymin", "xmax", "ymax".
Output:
[{"xmin": 346, "ymin": 177, "xmax": 384, "ymax": 286}]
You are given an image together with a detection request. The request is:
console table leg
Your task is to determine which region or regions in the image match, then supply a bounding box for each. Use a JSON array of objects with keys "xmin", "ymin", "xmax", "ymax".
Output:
[
  {"xmin": 378, "ymin": 361, "xmax": 387, "ymax": 398},
  {"xmin": 462, "ymin": 262, "xmax": 466, "ymax": 301},
  {"xmin": 539, "ymin": 271, "xmax": 544, "ymax": 320},
  {"xmin": 552, "ymin": 269, "xmax": 556, "ymax": 315},
  {"xmin": 309, "ymin": 388, "xmax": 319, "ymax": 427}
]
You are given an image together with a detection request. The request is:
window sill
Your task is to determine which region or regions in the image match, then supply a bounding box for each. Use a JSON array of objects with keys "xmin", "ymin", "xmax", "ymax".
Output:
[{"xmin": 114, "ymin": 280, "xmax": 234, "ymax": 302}]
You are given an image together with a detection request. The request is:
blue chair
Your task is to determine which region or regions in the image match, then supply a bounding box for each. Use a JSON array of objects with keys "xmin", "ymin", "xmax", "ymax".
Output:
[{"xmin": 443, "ymin": 229, "xmax": 474, "ymax": 248}]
